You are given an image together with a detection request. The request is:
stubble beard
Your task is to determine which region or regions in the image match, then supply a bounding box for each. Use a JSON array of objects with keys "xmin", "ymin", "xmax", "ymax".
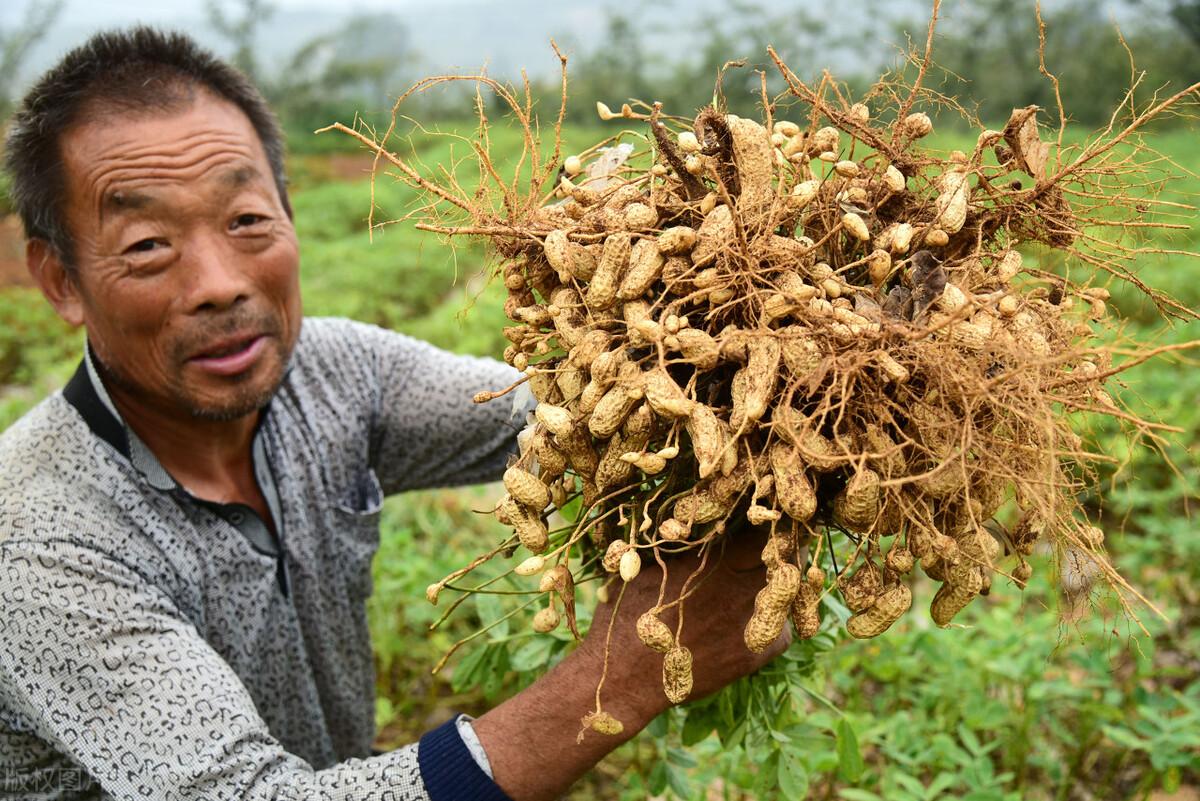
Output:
[{"xmin": 92, "ymin": 310, "xmax": 293, "ymax": 423}]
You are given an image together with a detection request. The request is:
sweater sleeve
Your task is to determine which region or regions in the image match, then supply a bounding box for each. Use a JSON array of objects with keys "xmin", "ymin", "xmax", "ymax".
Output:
[{"xmin": 0, "ymin": 539, "xmax": 511, "ymax": 801}]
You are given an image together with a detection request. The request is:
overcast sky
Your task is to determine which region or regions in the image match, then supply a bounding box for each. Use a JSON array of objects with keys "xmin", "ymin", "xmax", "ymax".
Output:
[{"xmin": 2, "ymin": 0, "xmax": 471, "ymax": 25}]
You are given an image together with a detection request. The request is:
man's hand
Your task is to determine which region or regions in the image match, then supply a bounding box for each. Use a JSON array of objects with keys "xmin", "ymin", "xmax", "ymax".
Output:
[{"xmin": 474, "ymin": 526, "xmax": 788, "ymax": 801}]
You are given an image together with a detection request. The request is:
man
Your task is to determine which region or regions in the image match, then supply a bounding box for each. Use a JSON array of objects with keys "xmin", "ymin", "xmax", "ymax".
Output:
[{"xmin": 0, "ymin": 27, "xmax": 784, "ymax": 801}]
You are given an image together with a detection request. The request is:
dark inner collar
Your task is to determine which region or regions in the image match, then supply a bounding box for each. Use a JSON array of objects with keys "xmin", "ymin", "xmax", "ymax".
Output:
[{"xmin": 63, "ymin": 357, "xmax": 131, "ymax": 459}]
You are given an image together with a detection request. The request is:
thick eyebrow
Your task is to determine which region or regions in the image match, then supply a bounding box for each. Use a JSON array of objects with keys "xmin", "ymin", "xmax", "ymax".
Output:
[
  {"xmin": 100, "ymin": 166, "xmax": 262, "ymax": 214},
  {"xmin": 103, "ymin": 189, "xmax": 155, "ymax": 212},
  {"xmin": 220, "ymin": 165, "xmax": 259, "ymax": 189}
]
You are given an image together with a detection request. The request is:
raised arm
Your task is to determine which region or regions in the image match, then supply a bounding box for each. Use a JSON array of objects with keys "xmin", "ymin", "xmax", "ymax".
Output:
[
  {"xmin": 473, "ymin": 528, "xmax": 788, "ymax": 801},
  {"xmin": 322, "ymin": 319, "xmax": 528, "ymax": 495}
]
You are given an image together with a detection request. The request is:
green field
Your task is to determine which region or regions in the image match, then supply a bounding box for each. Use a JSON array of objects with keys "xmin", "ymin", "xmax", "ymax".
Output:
[{"xmin": 1, "ymin": 121, "xmax": 1197, "ymax": 800}]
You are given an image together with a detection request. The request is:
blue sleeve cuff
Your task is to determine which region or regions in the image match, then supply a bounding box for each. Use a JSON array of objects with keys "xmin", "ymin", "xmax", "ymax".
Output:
[{"xmin": 418, "ymin": 715, "xmax": 514, "ymax": 801}]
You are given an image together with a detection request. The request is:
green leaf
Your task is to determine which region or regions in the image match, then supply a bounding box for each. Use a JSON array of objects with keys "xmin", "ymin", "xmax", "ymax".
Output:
[
  {"xmin": 450, "ymin": 644, "xmax": 491, "ymax": 693},
  {"xmin": 837, "ymin": 718, "xmax": 866, "ymax": 782},
  {"xmin": 665, "ymin": 761, "xmax": 693, "ymax": 800},
  {"xmin": 646, "ymin": 711, "xmax": 669, "ymax": 739},
  {"xmin": 777, "ymin": 749, "xmax": 810, "ymax": 799},
  {"xmin": 647, "ymin": 762, "xmax": 668, "ymax": 796},
  {"xmin": 1102, "ymin": 725, "xmax": 1147, "ymax": 751},
  {"xmin": 838, "ymin": 790, "xmax": 884, "ymax": 801},
  {"xmin": 756, "ymin": 752, "xmax": 781, "ymax": 799},
  {"xmin": 474, "ymin": 593, "xmax": 509, "ymax": 640},
  {"xmin": 958, "ymin": 723, "xmax": 983, "ymax": 755},
  {"xmin": 508, "ymin": 637, "xmax": 554, "ymax": 672},
  {"xmin": 479, "ymin": 646, "xmax": 509, "ymax": 698},
  {"xmin": 927, "ymin": 772, "xmax": 959, "ymax": 796},
  {"xmin": 666, "ymin": 746, "xmax": 698, "ymax": 769},
  {"xmin": 1162, "ymin": 766, "xmax": 1182, "ymax": 794},
  {"xmin": 681, "ymin": 707, "xmax": 717, "ymax": 747}
]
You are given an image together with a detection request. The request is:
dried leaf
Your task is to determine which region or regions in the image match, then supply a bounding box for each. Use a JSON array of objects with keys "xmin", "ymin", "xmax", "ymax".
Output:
[{"xmin": 1002, "ymin": 105, "xmax": 1051, "ymax": 180}]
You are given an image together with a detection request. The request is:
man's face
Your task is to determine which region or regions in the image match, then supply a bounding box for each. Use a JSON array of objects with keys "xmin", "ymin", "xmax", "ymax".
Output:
[{"xmin": 56, "ymin": 91, "xmax": 301, "ymax": 422}]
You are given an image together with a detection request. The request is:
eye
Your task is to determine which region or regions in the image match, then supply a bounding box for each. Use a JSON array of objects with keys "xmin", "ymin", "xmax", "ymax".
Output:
[
  {"xmin": 124, "ymin": 238, "xmax": 162, "ymax": 254},
  {"xmin": 231, "ymin": 213, "xmax": 267, "ymax": 230}
]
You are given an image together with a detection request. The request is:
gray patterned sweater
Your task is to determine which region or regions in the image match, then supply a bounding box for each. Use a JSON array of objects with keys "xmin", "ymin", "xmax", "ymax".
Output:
[{"xmin": 0, "ymin": 317, "xmax": 524, "ymax": 800}]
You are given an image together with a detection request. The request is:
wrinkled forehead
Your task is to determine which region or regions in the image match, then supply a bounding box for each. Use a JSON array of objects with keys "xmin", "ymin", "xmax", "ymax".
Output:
[{"xmin": 59, "ymin": 90, "xmax": 273, "ymax": 209}]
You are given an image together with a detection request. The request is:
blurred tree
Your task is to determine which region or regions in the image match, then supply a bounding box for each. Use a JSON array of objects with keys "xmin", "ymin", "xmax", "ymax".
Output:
[
  {"xmin": 1171, "ymin": 0, "xmax": 1200, "ymax": 46},
  {"xmin": 0, "ymin": 0, "xmax": 64, "ymax": 118},
  {"xmin": 1130, "ymin": 0, "xmax": 1200, "ymax": 48},
  {"xmin": 559, "ymin": 10, "xmax": 655, "ymax": 117},
  {"xmin": 667, "ymin": 0, "xmax": 868, "ymax": 117},
  {"xmin": 558, "ymin": 0, "xmax": 878, "ymax": 120},
  {"xmin": 928, "ymin": 0, "xmax": 1194, "ymax": 126},
  {"xmin": 268, "ymin": 14, "xmax": 412, "ymax": 152},
  {"xmin": 206, "ymin": 0, "xmax": 276, "ymax": 83}
]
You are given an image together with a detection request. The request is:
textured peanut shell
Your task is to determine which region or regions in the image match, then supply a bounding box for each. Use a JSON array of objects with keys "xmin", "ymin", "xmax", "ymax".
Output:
[
  {"xmin": 509, "ymin": 503, "xmax": 549, "ymax": 554},
  {"xmin": 885, "ymin": 547, "xmax": 916, "ymax": 574},
  {"xmin": 675, "ymin": 329, "xmax": 721, "ymax": 371},
  {"xmin": 769, "ymin": 443, "xmax": 817, "ymax": 522},
  {"xmin": 503, "ymin": 467, "xmax": 551, "ymax": 510},
  {"xmin": 780, "ymin": 331, "xmax": 825, "ymax": 381},
  {"xmin": 657, "ymin": 226, "xmax": 697, "ymax": 255},
  {"xmin": 842, "ymin": 212, "xmax": 870, "ymax": 241},
  {"xmin": 588, "ymin": 385, "xmax": 641, "ymax": 440},
  {"xmin": 744, "ymin": 604, "xmax": 789, "ymax": 653},
  {"xmin": 858, "ymin": 422, "xmax": 906, "ymax": 477},
  {"xmin": 833, "ymin": 468, "xmax": 880, "ymax": 531},
  {"xmin": 555, "ymin": 367, "xmax": 586, "ymax": 403},
  {"xmin": 636, "ymin": 611, "xmax": 675, "ymax": 653},
  {"xmin": 662, "ymin": 646, "xmax": 694, "ymax": 704},
  {"xmin": 687, "ymin": 405, "xmax": 727, "ymax": 480},
  {"xmin": 935, "ymin": 169, "xmax": 969, "ymax": 234},
  {"xmin": 535, "ymin": 403, "xmax": 574, "ymax": 437},
  {"xmin": 528, "ymin": 370, "xmax": 562, "ymax": 405},
  {"xmin": 602, "ymin": 540, "xmax": 631, "ymax": 573},
  {"xmin": 532, "ymin": 605, "xmax": 561, "ymax": 632},
  {"xmin": 729, "ymin": 116, "xmax": 775, "ymax": 219},
  {"xmin": 581, "ymin": 711, "xmax": 624, "ymax": 737},
  {"xmin": 790, "ymin": 566, "xmax": 826, "ymax": 639},
  {"xmin": 742, "ymin": 336, "xmax": 781, "ymax": 423},
  {"xmin": 644, "ymin": 369, "xmax": 695, "ymax": 419},
  {"xmin": 659, "ymin": 518, "xmax": 690, "ymax": 541},
  {"xmin": 846, "ymin": 583, "xmax": 912, "ymax": 638},
  {"xmin": 555, "ymin": 427, "xmax": 599, "ymax": 478},
  {"xmin": 532, "ymin": 429, "xmax": 566, "ymax": 479},
  {"xmin": 837, "ymin": 561, "xmax": 883, "ymax": 613},
  {"xmin": 585, "ymin": 232, "xmax": 630, "ymax": 311},
  {"xmin": 763, "ymin": 563, "xmax": 803, "ymax": 609},
  {"xmin": 542, "ymin": 229, "xmax": 570, "ymax": 273},
  {"xmin": 673, "ymin": 490, "xmax": 727, "ymax": 525},
  {"xmin": 930, "ymin": 567, "xmax": 984, "ymax": 626},
  {"xmin": 595, "ymin": 434, "xmax": 636, "ymax": 495},
  {"xmin": 618, "ymin": 238, "xmax": 665, "ymax": 300},
  {"xmin": 791, "ymin": 603, "xmax": 821, "ymax": 640},
  {"xmin": 692, "ymin": 205, "xmax": 734, "ymax": 267}
]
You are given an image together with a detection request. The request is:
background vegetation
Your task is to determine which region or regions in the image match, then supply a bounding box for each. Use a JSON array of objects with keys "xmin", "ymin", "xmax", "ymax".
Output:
[{"xmin": 1, "ymin": 1, "xmax": 1197, "ymax": 798}]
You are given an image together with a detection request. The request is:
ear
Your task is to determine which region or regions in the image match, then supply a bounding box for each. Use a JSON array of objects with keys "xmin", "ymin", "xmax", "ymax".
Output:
[{"xmin": 26, "ymin": 239, "xmax": 85, "ymax": 327}]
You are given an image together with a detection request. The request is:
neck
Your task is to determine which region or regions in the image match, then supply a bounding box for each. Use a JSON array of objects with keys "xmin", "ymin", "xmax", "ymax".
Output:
[{"xmin": 96, "ymin": 360, "xmax": 260, "ymax": 501}]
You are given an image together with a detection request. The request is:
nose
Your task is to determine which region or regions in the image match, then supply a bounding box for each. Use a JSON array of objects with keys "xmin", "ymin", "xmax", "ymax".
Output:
[{"xmin": 183, "ymin": 231, "xmax": 252, "ymax": 313}]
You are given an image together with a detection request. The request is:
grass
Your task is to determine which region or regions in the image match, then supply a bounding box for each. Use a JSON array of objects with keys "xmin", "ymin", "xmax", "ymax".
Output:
[{"xmin": 1, "ymin": 119, "xmax": 1197, "ymax": 799}]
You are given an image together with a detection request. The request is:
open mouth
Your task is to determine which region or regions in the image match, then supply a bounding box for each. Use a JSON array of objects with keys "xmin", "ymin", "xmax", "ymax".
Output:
[
  {"xmin": 189, "ymin": 335, "xmax": 268, "ymax": 376},
  {"xmin": 199, "ymin": 340, "xmax": 254, "ymax": 359}
]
